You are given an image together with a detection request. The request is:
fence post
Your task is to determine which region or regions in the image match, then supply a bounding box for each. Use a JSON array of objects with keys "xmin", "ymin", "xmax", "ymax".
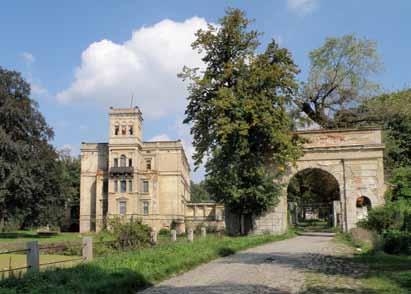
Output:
[
  {"xmin": 188, "ymin": 229, "xmax": 194, "ymax": 242},
  {"xmin": 201, "ymin": 227, "xmax": 207, "ymax": 238},
  {"xmin": 82, "ymin": 237, "xmax": 93, "ymax": 262},
  {"xmin": 27, "ymin": 241, "xmax": 39, "ymax": 272},
  {"xmin": 171, "ymin": 229, "xmax": 177, "ymax": 242},
  {"xmin": 151, "ymin": 229, "xmax": 158, "ymax": 245}
]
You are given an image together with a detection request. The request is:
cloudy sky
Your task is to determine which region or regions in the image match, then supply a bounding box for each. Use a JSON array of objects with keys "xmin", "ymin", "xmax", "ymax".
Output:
[{"xmin": 1, "ymin": 0, "xmax": 410, "ymax": 181}]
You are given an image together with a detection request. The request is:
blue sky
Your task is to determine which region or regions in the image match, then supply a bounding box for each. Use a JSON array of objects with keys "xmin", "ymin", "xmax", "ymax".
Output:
[{"xmin": 1, "ymin": 0, "xmax": 410, "ymax": 181}]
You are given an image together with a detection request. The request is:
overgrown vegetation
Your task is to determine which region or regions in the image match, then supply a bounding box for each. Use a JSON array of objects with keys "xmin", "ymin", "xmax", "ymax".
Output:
[
  {"xmin": 0, "ymin": 67, "xmax": 80, "ymax": 231},
  {"xmin": 108, "ymin": 217, "xmax": 151, "ymax": 249},
  {"xmin": 334, "ymin": 232, "xmax": 411, "ymax": 293},
  {"xmin": 190, "ymin": 180, "xmax": 212, "ymax": 203},
  {"xmin": 181, "ymin": 8, "xmax": 303, "ymax": 233},
  {"xmin": 293, "ymin": 34, "xmax": 382, "ymax": 129},
  {"xmin": 0, "ymin": 232, "xmax": 295, "ymax": 293},
  {"xmin": 359, "ymin": 168, "xmax": 411, "ymax": 254}
]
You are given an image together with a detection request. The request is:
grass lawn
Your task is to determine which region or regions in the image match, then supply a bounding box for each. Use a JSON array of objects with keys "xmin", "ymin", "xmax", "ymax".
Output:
[
  {"xmin": 0, "ymin": 230, "xmax": 90, "ymax": 245},
  {"xmin": 0, "ymin": 254, "xmax": 82, "ymax": 279},
  {"xmin": 294, "ymin": 219, "xmax": 336, "ymax": 233},
  {"xmin": 0, "ymin": 231, "xmax": 295, "ymax": 294},
  {"xmin": 334, "ymin": 233, "xmax": 411, "ymax": 293},
  {"xmin": 353, "ymin": 252, "xmax": 411, "ymax": 293},
  {"xmin": 0, "ymin": 231, "xmax": 115, "ymax": 253}
]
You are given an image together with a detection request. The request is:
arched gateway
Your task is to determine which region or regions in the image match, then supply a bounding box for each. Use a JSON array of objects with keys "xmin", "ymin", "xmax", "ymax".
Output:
[{"xmin": 252, "ymin": 128, "xmax": 385, "ymax": 234}]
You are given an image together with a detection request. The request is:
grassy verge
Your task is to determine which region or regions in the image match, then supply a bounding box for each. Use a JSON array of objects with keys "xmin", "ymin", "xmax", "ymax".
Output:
[
  {"xmin": 335, "ymin": 232, "xmax": 411, "ymax": 293},
  {"xmin": 0, "ymin": 254, "xmax": 81, "ymax": 279},
  {"xmin": 0, "ymin": 230, "xmax": 108, "ymax": 245},
  {"xmin": 0, "ymin": 231, "xmax": 295, "ymax": 294}
]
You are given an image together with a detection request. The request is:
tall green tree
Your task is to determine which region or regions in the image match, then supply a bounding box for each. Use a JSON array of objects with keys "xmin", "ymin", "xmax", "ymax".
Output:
[
  {"xmin": 0, "ymin": 66, "xmax": 66, "ymax": 229},
  {"xmin": 180, "ymin": 9, "xmax": 302, "ymax": 233},
  {"xmin": 294, "ymin": 34, "xmax": 382, "ymax": 128},
  {"xmin": 190, "ymin": 180, "xmax": 211, "ymax": 203},
  {"xmin": 58, "ymin": 148, "xmax": 81, "ymax": 229},
  {"xmin": 335, "ymin": 89, "xmax": 411, "ymax": 174}
]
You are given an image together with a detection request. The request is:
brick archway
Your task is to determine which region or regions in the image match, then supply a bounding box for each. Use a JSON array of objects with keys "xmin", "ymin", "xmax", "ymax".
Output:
[{"xmin": 252, "ymin": 128, "xmax": 386, "ymax": 234}]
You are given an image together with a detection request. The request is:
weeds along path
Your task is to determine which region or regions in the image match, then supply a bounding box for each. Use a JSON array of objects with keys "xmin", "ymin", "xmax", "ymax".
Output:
[{"xmin": 140, "ymin": 233, "xmax": 368, "ymax": 294}]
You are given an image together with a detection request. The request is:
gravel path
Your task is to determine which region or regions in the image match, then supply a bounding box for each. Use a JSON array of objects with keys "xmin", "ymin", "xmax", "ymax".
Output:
[{"xmin": 140, "ymin": 233, "xmax": 366, "ymax": 294}]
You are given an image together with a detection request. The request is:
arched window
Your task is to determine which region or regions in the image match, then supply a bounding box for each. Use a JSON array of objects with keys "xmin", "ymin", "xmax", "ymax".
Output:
[
  {"xmin": 356, "ymin": 196, "xmax": 372, "ymax": 221},
  {"xmin": 128, "ymin": 125, "xmax": 133, "ymax": 135},
  {"xmin": 114, "ymin": 125, "xmax": 119, "ymax": 136},
  {"xmin": 121, "ymin": 125, "xmax": 127, "ymax": 135},
  {"xmin": 120, "ymin": 155, "xmax": 127, "ymax": 167},
  {"xmin": 356, "ymin": 196, "xmax": 371, "ymax": 209}
]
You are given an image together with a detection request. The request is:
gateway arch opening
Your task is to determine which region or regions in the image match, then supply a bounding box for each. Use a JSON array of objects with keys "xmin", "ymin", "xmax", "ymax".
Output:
[{"xmin": 287, "ymin": 168, "xmax": 342, "ymax": 232}]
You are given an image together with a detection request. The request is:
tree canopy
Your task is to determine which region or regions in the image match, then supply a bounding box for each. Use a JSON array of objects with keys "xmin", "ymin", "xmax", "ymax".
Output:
[
  {"xmin": 287, "ymin": 168, "xmax": 340, "ymax": 206},
  {"xmin": 181, "ymin": 9, "xmax": 302, "ymax": 220},
  {"xmin": 0, "ymin": 66, "xmax": 78, "ymax": 230},
  {"xmin": 294, "ymin": 34, "xmax": 382, "ymax": 128},
  {"xmin": 190, "ymin": 180, "xmax": 212, "ymax": 203}
]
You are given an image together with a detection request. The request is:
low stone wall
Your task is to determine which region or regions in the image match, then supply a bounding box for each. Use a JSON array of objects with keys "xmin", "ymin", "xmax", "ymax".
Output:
[{"xmin": 185, "ymin": 203, "xmax": 225, "ymax": 231}]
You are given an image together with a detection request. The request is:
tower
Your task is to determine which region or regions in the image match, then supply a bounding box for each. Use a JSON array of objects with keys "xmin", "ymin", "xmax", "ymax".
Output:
[
  {"xmin": 108, "ymin": 106, "xmax": 143, "ymax": 145},
  {"xmin": 107, "ymin": 107, "xmax": 143, "ymax": 219}
]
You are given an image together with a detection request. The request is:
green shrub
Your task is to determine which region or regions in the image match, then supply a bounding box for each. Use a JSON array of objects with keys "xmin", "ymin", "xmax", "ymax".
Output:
[
  {"xmin": 158, "ymin": 228, "xmax": 170, "ymax": 236},
  {"xmin": 388, "ymin": 166, "xmax": 411, "ymax": 201},
  {"xmin": 382, "ymin": 230, "xmax": 411, "ymax": 254},
  {"xmin": 108, "ymin": 217, "xmax": 151, "ymax": 249},
  {"xmin": 358, "ymin": 200, "xmax": 411, "ymax": 234}
]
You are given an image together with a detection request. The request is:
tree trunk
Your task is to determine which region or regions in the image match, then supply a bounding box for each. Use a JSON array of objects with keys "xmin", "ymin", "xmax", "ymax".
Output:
[{"xmin": 240, "ymin": 214, "xmax": 245, "ymax": 235}]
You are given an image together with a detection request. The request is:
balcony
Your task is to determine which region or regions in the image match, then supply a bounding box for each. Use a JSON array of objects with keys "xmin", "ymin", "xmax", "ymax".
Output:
[{"xmin": 109, "ymin": 166, "xmax": 134, "ymax": 176}]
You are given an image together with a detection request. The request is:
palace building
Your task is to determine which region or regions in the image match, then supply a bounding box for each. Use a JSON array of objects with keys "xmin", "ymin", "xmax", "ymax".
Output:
[{"xmin": 79, "ymin": 107, "xmax": 191, "ymax": 233}]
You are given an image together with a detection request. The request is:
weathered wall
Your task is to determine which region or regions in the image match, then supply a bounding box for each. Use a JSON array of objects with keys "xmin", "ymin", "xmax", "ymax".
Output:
[
  {"xmin": 80, "ymin": 108, "xmax": 191, "ymax": 233},
  {"xmin": 250, "ymin": 128, "xmax": 386, "ymax": 235},
  {"xmin": 185, "ymin": 203, "xmax": 225, "ymax": 231},
  {"xmin": 79, "ymin": 143, "xmax": 108, "ymax": 233}
]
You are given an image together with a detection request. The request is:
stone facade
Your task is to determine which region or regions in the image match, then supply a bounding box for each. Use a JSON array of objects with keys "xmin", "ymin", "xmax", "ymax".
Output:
[
  {"xmin": 251, "ymin": 128, "xmax": 386, "ymax": 234},
  {"xmin": 80, "ymin": 107, "xmax": 191, "ymax": 233},
  {"xmin": 185, "ymin": 203, "xmax": 225, "ymax": 231}
]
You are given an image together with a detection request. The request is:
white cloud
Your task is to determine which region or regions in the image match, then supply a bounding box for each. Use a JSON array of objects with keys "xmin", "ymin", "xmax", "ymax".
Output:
[
  {"xmin": 148, "ymin": 133, "xmax": 172, "ymax": 141},
  {"xmin": 31, "ymin": 82, "xmax": 49, "ymax": 97},
  {"xmin": 287, "ymin": 0, "xmax": 318, "ymax": 15},
  {"xmin": 56, "ymin": 17, "xmax": 208, "ymax": 119},
  {"xmin": 21, "ymin": 52, "xmax": 35, "ymax": 65}
]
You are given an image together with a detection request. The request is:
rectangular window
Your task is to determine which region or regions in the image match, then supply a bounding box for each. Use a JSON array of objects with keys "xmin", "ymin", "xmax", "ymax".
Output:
[
  {"xmin": 143, "ymin": 201, "xmax": 149, "ymax": 215},
  {"xmin": 114, "ymin": 158, "xmax": 118, "ymax": 167},
  {"xmin": 128, "ymin": 180, "xmax": 133, "ymax": 192},
  {"xmin": 119, "ymin": 201, "xmax": 127, "ymax": 215},
  {"xmin": 121, "ymin": 180, "xmax": 127, "ymax": 193},
  {"xmin": 128, "ymin": 158, "xmax": 133, "ymax": 167},
  {"xmin": 146, "ymin": 159, "xmax": 152, "ymax": 170},
  {"xmin": 120, "ymin": 155, "xmax": 126, "ymax": 167},
  {"xmin": 114, "ymin": 180, "xmax": 118, "ymax": 192},
  {"xmin": 142, "ymin": 180, "xmax": 149, "ymax": 193}
]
